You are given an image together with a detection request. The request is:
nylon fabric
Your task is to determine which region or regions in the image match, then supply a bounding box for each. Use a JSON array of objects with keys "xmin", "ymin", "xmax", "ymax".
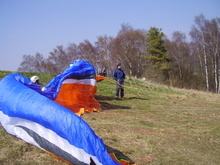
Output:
[
  {"xmin": 0, "ymin": 72, "xmax": 120, "ymax": 165},
  {"xmin": 42, "ymin": 60, "xmax": 97, "ymax": 100}
]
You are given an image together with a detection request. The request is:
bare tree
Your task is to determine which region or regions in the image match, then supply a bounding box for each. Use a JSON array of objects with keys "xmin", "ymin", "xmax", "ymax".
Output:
[
  {"xmin": 110, "ymin": 24, "xmax": 146, "ymax": 78},
  {"xmin": 209, "ymin": 18, "xmax": 220, "ymax": 93},
  {"xmin": 190, "ymin": 15, "xmax": 210, "ymax": 91},
  {"xmin": 34, "ymin": 53, "xmax": 47, "ymax": 73},
  {"xmin": 18, "ymin": 53, "xmax": 46, "ymax": 73},
  {"xmin": 77, "ymin": 40, "xmax": 99, "ymax": 69},
  {"xmin": 95, "ymin": 35, "xmax": 113, "ymax": 75},
  {"xmin": 190, "ymin": 14, "xmax": 220, "ymax": 92},
  {"xmin": 46, "ymin": 45, "xmax": 69, "ymax": 74},
  {"xmin": 18, "ymin": 54, "xmax": 36, "ymax": 72},
  {"xmin": 165, "ymin": 31, "xmax": 193, "ymax": 88},
  {"xmin": 66, "ymin": 43, "xmax": 80, "ymax": 62}
]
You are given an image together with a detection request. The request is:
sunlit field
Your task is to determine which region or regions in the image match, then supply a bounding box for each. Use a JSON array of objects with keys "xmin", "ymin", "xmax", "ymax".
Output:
[{"xmin": 0, "ymin": 72, "xmax": 220, "ymax": 165}]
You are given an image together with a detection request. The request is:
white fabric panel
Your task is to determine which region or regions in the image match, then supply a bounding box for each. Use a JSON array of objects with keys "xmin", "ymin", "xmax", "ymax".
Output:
[{"xmin": 0, "ymin": 111, "xmax": 102, "ymax": 165}]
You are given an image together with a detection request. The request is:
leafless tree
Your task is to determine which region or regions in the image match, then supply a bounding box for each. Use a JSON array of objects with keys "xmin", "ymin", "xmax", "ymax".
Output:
[
  {"xmin": 34, "ymin": 53, "xmax": 47, "ymax": 73},
  {"xmin": 46, "ymin": 45, "xmax": 69, "ymax": 74},
  {"xmin": 77, "ymin": 40, "xmax": 99, "ymax": 69},
  {"xmin": 18, "ymin": 53, "xmax": 46, "ymax": 73},
  {"xmin": 165, "ymin": 31, "xmax": 194, "ymax": 88},
  {"xmin": 95, "ymin": 35, "xmax": 113, "ymax": 75},
  {"xmin": 190, "ymin": 14, "xmax": 220, "ymax": 92},
  {"xmin": 18, "ymin": 54, "xmax": 35, "ymax": 72},
  {"xmin": 66, "ymin": 43, "xmax": 80, "ymax": 62},
  {"xmin": 110, "ymin": 24, "xmax": 146, "ymax": 78},
  {"xmin": 208, "ymin": 18, "xmax": 220, "ymax": 93}
]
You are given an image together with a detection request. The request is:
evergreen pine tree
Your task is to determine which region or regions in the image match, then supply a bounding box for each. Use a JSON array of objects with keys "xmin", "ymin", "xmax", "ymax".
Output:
[{"xmin": 145, "ymin": 27, "xmax": 169, "ymax": 70}]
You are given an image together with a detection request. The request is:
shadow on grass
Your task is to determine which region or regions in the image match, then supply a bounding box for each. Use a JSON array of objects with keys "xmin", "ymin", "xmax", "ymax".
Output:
[
  {"xmin": 95, "ymin": 95, "xmax": 148, "ymax": 101},
  {"xmin": 95, "ymin": 95, "xmax": 148, "ymax": 110},
  {"xmin": 127, "ymin": 96, "xmax": 148, "ymax": 100},
  {"xmin": 99, "ymin": 101, "xmax": 131, "ymax": 110},
  {"xmin": 95, "ymin": 95, "xmax": 118, "ymax": 101},
  {"xmin": 95, "ymin": 95, "xmax": 131, "ymax": 110},
  {"xmin": 106, "ymin": 145, "xmax": 135, "ymax": 164}
]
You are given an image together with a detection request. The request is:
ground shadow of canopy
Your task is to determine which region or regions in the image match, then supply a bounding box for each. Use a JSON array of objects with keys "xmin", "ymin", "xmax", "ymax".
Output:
[
  {"xmin": 94, "ymin": 95, "xmax": 131, "ymax": 110},
  {"xmin": 95, "ymin": 95, "xmax": 148, "ymax": 101},
  {"xmin": 95, "ymin": 95, "xmax": 118, "ymax": 101},
  {"xmin": 106, "ymin": 145, "xmax": 135, "ymax": 164},
  {"xmin": 126, "ymin": 96, "xmax": 148, "ymax": 100}
]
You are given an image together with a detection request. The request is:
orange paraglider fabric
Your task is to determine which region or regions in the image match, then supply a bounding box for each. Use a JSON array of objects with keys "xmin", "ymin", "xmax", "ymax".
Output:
[
  {"xmin": 54, "ymin": 78, "xmax": 101, "ymax": 116},
  {"xmin": 96, "ymin": 75, "xmax": 106, "ymax": 82},
  {"xmin": 41, "ymin": 60, "xmax": 105, "ymax": 116}
]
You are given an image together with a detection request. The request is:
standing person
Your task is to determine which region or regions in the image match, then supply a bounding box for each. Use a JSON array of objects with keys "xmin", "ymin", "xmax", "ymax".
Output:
[
  {"xmin": 113, "ymin": 63, "xmax": 125, "ymax": 99},
  {"xmin": 102, "ymin": 67, "xmax": 107, "ymax": 77}
]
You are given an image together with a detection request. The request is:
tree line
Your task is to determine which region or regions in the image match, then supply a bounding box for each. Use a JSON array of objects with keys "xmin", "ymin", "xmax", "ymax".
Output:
[{"xmin": 18, "ymin": 14, "xmax": 220, "ymax": 93}]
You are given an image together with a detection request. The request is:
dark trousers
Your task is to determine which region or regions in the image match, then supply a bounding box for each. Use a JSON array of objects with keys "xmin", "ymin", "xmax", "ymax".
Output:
[{"xmin": 116, "ymin": 81, "xmax": 124, "ymax": 98}]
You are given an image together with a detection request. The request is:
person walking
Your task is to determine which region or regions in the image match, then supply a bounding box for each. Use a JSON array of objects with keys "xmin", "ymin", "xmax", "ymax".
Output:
[{"xmin": 113, "ymin": 63, "xmax": 125, "ymax": 99}]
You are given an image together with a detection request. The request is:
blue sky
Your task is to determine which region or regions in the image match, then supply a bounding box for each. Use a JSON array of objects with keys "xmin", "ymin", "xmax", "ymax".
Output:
[{"xmin": 0, "ymin": 0, "xmax": 219, "ymax": 71}]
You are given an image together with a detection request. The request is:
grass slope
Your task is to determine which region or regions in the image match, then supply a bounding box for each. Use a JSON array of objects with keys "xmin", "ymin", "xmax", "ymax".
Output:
[
  {"xmin": 0, "ymin": 71, "xmax": 220, "ymax": 165},
  {"xmin": 0, "ymin": 71, "xmax": 56, "ymax": 87}
]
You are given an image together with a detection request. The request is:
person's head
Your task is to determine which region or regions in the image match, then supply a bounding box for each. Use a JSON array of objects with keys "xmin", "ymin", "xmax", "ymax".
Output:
[
  {"xmin": 30, "ymin": 76, "xmax": 40, "ymax": 85},
  {"xmin": 117, "ymin": 63, "xmax": 121, "ymax": 69}
]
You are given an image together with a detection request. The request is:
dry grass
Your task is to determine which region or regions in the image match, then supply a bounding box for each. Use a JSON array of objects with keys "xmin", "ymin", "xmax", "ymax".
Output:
[
  {"xmin": 1, "ymin": 77, "xmax": 220, "ymax": 164},
  {"xmin": 84, "ymin": 78, "xmax": 220, "ymax": 165},
  {"xmin": 0, "ymin": 124, "xmax": 66, "ymax": 165}
]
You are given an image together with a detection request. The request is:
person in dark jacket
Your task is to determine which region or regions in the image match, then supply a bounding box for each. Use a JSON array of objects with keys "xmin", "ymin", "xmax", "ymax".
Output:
[{"xmin": 113, "ymin": 63, "xmax": 125, "ymax": 99}]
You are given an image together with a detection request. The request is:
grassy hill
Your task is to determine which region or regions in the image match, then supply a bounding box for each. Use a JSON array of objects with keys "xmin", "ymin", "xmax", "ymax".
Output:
[
  {"xmin": 0, "ymin": 71, "xmax": 56, "ymax": 87},
  {"xmin": 0, "ymin": 71, "xmax": 220, "ymax": 165}
]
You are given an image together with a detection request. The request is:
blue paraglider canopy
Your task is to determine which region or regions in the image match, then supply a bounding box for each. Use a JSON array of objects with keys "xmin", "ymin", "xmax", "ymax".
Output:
[{"xmin": 0, "ymin": 60, "xmax": 120, "ymax": 165}]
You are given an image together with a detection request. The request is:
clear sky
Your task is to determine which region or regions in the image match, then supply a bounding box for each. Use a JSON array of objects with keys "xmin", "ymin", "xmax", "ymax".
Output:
[{"xmin": 0, "ymin": 0, "xmax": 219, "ymax": 71}]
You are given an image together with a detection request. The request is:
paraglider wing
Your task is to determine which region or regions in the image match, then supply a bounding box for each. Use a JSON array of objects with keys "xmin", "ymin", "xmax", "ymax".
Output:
[{"xmin": 0, "ymin": 73, "xmax": 120, "ymax": 165}]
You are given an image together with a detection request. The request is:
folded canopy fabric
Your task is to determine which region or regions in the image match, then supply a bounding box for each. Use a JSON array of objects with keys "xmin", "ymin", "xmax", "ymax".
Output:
[
  {"xmin": 42, "ymin": 60, "xmax": 101, "ymax": 116},
  {"xmin": 42, "ymin": 60, "xmax": 97, "ymax": 99}
]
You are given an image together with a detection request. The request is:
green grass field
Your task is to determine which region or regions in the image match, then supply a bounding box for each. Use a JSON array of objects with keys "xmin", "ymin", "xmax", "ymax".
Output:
[{"xmin": 0, "ymin": 72, "xmax": 220, "ymax": 165}]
